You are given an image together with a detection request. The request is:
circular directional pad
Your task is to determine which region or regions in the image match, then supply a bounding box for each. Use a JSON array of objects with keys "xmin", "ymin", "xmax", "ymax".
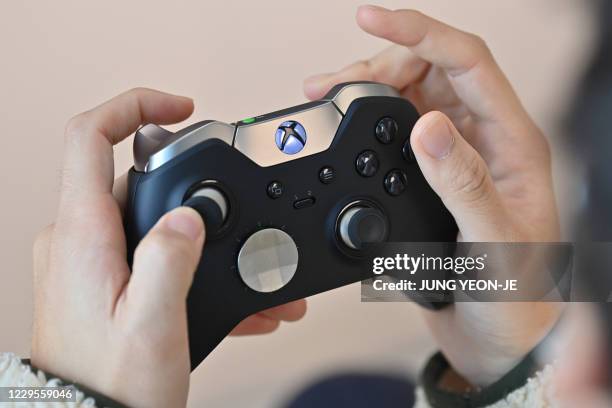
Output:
[
  {"xmin": 237, "ymin": 228, "xmax": 299, "ymax": 293},
  {"xmin": 375, "ymin": 117, "xmax": 398, "ymax": 144}
]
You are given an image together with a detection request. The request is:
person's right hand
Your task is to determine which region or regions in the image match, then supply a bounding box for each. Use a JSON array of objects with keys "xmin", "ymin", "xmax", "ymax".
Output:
[{"xmin": 305, "ymin": 6, "xmax": 561, "ymax": 386}]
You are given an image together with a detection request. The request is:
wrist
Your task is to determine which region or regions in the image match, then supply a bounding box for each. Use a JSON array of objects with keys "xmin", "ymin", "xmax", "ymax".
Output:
[{"xmin": 433, "ymin": 302, "xmax": 563, "ymax": 387}]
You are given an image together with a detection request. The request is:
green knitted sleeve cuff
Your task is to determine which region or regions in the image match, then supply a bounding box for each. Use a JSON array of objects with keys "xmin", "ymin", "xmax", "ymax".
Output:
[{"xmin": 420, "ymin": 351, "xmax": 540, "ymax": 408}]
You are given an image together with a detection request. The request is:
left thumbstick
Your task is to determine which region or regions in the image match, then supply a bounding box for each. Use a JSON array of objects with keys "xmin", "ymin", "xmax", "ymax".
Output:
[{"xmin": 183, "ymin": 186, "xmax": 228, "ymax": 238}]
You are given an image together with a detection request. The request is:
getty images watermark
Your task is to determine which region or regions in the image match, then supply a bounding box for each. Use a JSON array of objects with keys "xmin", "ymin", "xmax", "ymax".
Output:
[
  {"xmin": 369, "ymin": 252, "xmax": 520, "ymax": 292},
  {"xmin": 360, "ymin": 243, "xmax": 583, "ymax": 302}
]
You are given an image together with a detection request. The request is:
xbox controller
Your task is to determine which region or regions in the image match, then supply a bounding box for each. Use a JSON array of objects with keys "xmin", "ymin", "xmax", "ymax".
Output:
[{"xmin": 125, "ymin": 82, "xmax": 457, "ymax": 369}]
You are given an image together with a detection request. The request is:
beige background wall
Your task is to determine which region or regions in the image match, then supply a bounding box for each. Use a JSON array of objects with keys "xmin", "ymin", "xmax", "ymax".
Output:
[{"xmin": 0, "ymin": 1, "xmax": 594, "ymax": 406}]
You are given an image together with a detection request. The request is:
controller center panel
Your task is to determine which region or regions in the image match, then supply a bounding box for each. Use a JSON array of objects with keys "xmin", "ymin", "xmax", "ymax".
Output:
[{"xmin": 125, "ymin": 82, "xmax": 458, "ymax": 369}]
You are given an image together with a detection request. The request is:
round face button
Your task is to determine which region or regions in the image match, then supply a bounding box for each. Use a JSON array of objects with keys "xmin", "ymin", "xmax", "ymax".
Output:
[
  {"xmin": 375, "ymin": 117, "xmax": 398, "ymax": 144},
  {"xmin": 237, "ymin": 228, "xmax": 298, "ymax": 293},
  {"xmin": 401, "ymin": 138, "xmax": 415, "ymax": 162},
  {"xmin": 384, "ymin": 169, "xmax": 408, "ymax": 196},
  {"xmin": 356, "ymin": 150, "xmax": 380, "ymax": 177},
  {"xmin": 319, "ymin": 166, "xmax": 335, "ymax": 184},
  {"xmin": 267, "ymin": 181, "xmax": 284, "ymax": 199}
]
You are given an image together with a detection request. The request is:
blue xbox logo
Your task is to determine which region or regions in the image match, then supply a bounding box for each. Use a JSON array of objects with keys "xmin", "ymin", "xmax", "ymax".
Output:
[{"xmin": 275, "ymin": 120, "xmax": 307, "ymax": 154}]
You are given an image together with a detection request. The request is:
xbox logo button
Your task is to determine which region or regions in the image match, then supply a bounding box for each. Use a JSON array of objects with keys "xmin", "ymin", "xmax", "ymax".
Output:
[{"xmin": 275, "ymin": 120, "xmax": 307, "ymax": 154}]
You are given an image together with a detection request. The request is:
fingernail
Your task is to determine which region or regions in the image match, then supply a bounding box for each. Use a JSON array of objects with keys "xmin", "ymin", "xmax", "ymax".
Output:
[
  {"xmin": 164, "ymin": 208, "xmax": 203, "ymax": 240},
  {"xmin": 419, "ymin": 116, "xmax": 455, "ymax": 160}
]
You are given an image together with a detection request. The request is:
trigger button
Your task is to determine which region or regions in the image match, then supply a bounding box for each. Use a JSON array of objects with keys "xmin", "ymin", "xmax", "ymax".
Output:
[{"xmin": 133, "ymin": 124, "xmax": 173, "ymax": 172}]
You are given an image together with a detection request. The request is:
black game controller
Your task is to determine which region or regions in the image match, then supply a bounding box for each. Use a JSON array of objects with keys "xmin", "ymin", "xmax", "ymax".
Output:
[{"xmin": 125, "ymin": 82, "xmax": 457, "ymax": 369}]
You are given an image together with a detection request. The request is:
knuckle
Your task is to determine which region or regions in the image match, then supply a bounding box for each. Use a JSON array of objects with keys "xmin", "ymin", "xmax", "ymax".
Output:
[
  {"xmin": 356, "ymin": 59, "xmax": 371, "ymax": 70},
  {"xmin": 129, "ymin": 86, "xmax": 150, "ymax": 94},
  {"xmin": 350, "ymin": 60, "xmax": 375, "ymax": 81},
  {"xmin": 469, "ymin": 34, "xmax": 488, "ymax": 51},
  {"xmin": 449, "ymin": 154, "xmax": 491, "ymax": 203},
  {"xmin": 125, "ymin": 87, "xmax": 151, "ymax": 100},
  {"xmin": 64, "ymin": 112, "xmax": 90, "ymax": 142},
  {"xmin": 467, "ymin": 33, "xmax": 492, "ymax": 60},
  {"xmin": 406, "ymin": 9, "xmax": 425, "ymax": 18}
]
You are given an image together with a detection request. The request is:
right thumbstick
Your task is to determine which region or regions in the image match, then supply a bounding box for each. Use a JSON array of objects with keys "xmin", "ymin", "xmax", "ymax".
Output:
[{"xmin": 338, "ymin": 204, "xmax": 388, "ymax": 250}]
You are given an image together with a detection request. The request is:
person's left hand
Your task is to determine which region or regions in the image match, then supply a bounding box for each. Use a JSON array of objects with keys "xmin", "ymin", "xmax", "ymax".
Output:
[{"xmin": 32, "ymin": 88, "xmax": 306, "ymax": 407}]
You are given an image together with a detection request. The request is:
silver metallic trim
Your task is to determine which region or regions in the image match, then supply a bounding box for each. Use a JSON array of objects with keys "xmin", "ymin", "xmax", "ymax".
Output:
[
  {"xmin": 145, "ymin": 121, "xmax": 236, "ymax": 172},
  {"xmin": 338, "ymin": 206, "xmax": 364, "ymax": 250},
  {"xmin": 234, "ymin": 102, "xmax": 342, "ymax": 167},
  {"xmin": 133, "ymin": 124, "xmax": 173, "ymax": 172},
  {"xmin": 327, "ymin": 83, "xmax": 399, "ymax": 114},
  {"xmin": 189, "ymin": 187, "xmax": 228, "ymax": 221},
  {"xmin": 136, "ymin": 83, "xmax": 400, "ymax": 172},
  {"xmin": 237, "ymin": 228, "xmax": 299, "ymax": 293}
]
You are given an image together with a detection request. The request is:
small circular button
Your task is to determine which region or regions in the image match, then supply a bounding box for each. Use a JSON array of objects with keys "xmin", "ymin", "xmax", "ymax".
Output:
[
  {"xmin": 401, "ymin": 138, "xmax": 415, "ymax": 162},
  {"xmin": 356, "ymin": 150, "xmax": 379, "ymax": 177},
  {"xmin": 319, "ymin": 166, "xmax": 335, "ymax": 184},
  {"xmin": 337, "ymin": 204, "xmax": 388, "ymax": 250},
  {"xmin": 384, "ymin": 169, "xmax": 408, "ymax": 196},
  {"xmin": 237, "ymin": 228, "xmax": 299, "ymax": 293},
  {"xmin": 267, "ymin": 181, "xmax": 284, "ymax": 199},
  {"xmin": 375, "ymin": 117, "xmax": 398, "ymax": 144}
]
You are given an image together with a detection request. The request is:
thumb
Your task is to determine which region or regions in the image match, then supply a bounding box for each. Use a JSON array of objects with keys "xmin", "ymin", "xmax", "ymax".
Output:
[
  {"xmin": 411, "ymin": 111, "xmax": 505, "ymax": 241},
  {"xmin": 127, "ymin": 207, "xmax": 205, "ymax": 319}
]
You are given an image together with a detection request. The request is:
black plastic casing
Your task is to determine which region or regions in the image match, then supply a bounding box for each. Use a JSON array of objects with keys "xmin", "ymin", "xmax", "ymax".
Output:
[{"xmin": 125, "ymin": 96, "xmax": 458, "ymax": 369}]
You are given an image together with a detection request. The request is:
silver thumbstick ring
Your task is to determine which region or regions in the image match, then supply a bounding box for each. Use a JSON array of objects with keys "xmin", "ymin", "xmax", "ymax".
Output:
[{"xmin": 334, "ymin": 199, "xmax": 389, "ymax": 258}]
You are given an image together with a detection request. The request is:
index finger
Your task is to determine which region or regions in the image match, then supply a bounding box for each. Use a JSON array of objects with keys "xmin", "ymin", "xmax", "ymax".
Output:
[
  {"xmin": 60, "ymin": 88, "xmax": 193, "ymax": 203},
  {"xmin": 356, "ymin": 6, "xmax": 525, "ymax": 123}
]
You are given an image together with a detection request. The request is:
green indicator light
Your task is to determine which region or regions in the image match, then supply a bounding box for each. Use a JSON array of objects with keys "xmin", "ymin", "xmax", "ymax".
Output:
[{"xmin": 242, "ymin": 117, "xmax": 256, "ymax": 124}]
